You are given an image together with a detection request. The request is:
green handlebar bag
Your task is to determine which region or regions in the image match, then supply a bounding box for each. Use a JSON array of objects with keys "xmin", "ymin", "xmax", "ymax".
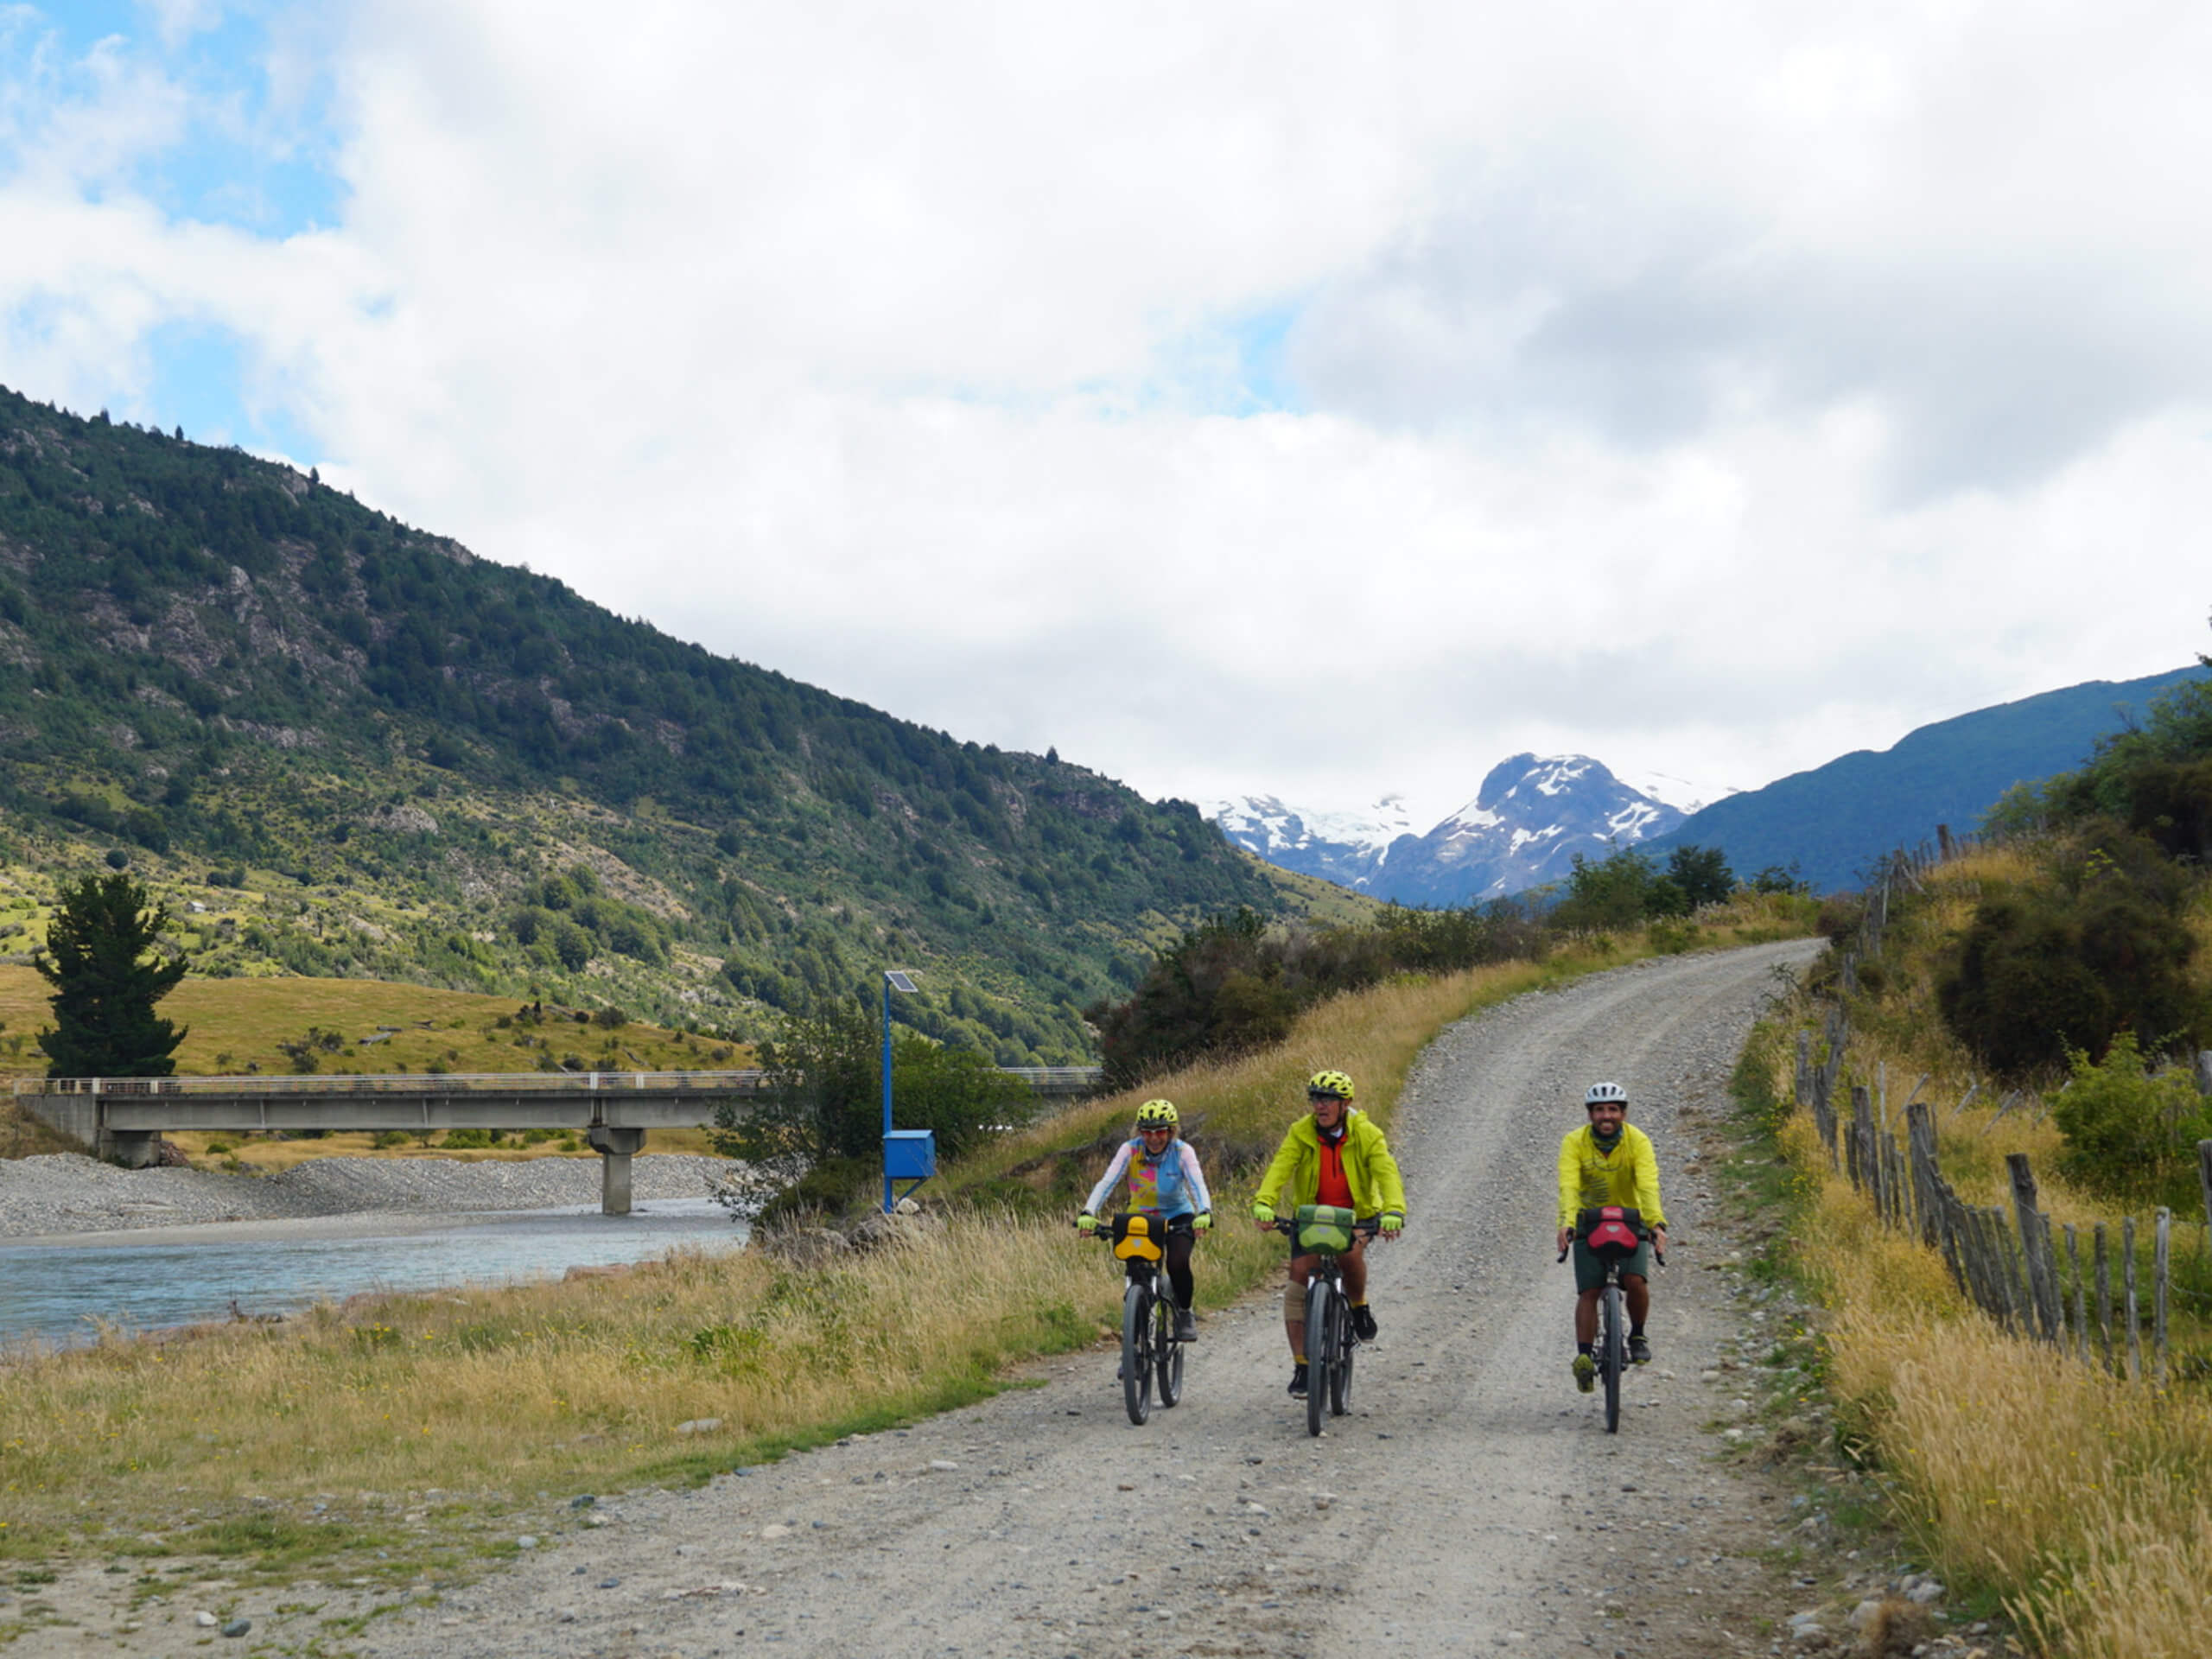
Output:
[{"xmin": 1294, "ymin": 1203, "xmax": 1357, "ymax": 1254}]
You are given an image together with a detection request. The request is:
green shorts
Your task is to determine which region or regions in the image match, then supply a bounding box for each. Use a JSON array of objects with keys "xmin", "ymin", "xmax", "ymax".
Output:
[{"xmin": 1573, "ymin": 1236, "xmax": 1652, "ymax": 1294}]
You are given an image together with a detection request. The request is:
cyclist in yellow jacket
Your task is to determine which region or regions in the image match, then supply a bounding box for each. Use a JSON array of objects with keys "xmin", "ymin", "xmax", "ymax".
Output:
[
  {"xmin": 1254, "ymin": 1070, "xmax": 1408, "ymax": 1399},
  {"xmin": 1556, "ymin": 1080, "xmax": 1668, "ymax": 1389}
]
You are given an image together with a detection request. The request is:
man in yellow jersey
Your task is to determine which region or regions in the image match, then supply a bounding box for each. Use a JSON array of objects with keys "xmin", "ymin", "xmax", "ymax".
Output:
[
  {"xmin": 1254, "ymin": 1070, "xmax": 1407, "ymax": 1400},
  {"xmin": 1555, "ymin": 1080, "xmax": 1668, "ymax": 1389}
]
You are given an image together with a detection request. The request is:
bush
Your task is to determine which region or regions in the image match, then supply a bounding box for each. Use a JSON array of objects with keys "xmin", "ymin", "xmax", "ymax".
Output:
[
  {"xmin": 2050, "ymin": 1032, "xmax": 2212, "ymax": 1205},
  {"xmin": 442, "ymin": 1128, "xmax": 494, "ymax": 1149},
  {"xmin": 371, "ymin": 1130, "xmax": 410, "ymax": 1149},
  {"xmin": 1937, "ymin": 830, "xmax": 2202, "ymax": 1077}
]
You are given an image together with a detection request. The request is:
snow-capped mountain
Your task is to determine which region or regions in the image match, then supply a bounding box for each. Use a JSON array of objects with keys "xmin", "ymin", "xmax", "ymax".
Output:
[
  {"xmin": 1205, "ymin": 793, "xmax": 1419, "ymax": 890},
  {"xmin": 1211, "ymin": 755, "xmax": 1684, "ymax": 906}
]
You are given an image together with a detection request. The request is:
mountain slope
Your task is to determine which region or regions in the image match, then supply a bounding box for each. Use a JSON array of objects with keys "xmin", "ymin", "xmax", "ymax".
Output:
[
  {"xmin": 0, "ymin": 385, "xmax": 1299, "ymax": 1061},
  {"xmin": 1638, "ymin": 667, "xmax": 2209, "ymax": 892}
]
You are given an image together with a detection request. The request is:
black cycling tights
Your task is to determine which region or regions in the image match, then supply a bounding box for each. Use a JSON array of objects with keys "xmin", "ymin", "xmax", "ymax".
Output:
[{"xmin": 1165, "ymin": 1230, "xmax": 1195, "ymax": 1311}]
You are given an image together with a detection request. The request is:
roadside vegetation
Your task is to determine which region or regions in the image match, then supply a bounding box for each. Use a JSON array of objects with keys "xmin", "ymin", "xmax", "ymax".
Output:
[
  {"xmin": 0, "ymin": 887, "xmax": 1812, "ymax": 1587},
  {"xmin": 1745, "ymin": 656, "xmax": 2212, "ymax": 1657}
]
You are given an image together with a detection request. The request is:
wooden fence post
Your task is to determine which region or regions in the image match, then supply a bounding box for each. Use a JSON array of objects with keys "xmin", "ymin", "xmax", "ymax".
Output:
[
  {"xmin": 2197, "ymin": 1141, "xmax": 2212, "ymax": 1262},
  {"xmin": 1796, "ymin": 1030, "xmax": 1813, "ymax": 1109},
  {"xmin": 1848, "ymin": 1085, "xmax": 1871, "ymax": 1192},
  {"xmin": 2094, "ymin": 1222, "xmax": 2115, "ymax": 1375},
  {"xmin": 2124, "ymin": 1216, "xmax": 2143, "ymax": 1382},
  {"xmin": 2155, "ymin": 1209, "xmax": 2172, "ymax": 1389},
  {"xmin": 2064, "ymin": 1224, "xmax": 2088, "ymax": 1366},
  {"xmin": 1906, "ymin": 1103, "xmax": 1942, "ymax": 1249},
  {"xmin": 2006, "ymin": 1154, "xmax": 2063, "ymax": 1342}
]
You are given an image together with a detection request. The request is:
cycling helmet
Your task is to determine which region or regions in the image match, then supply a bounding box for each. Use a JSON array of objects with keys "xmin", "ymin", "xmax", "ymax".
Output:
[
  {"xmin": 1135, "ymin": 1099, "xmax": 1179, "ymax": 1128},
  {"xmin": 1584, "ymin": 1081, "xmax": 1629, "ymax": 1107},
  {"xmin": 1307, "ymin": 1070, "xmax": 1356, "ymax": 1102}
]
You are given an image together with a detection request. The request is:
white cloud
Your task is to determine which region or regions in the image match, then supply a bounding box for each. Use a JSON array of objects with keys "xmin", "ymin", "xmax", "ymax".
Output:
[{"xmin": 3, "ymin": 0, "xmax": 2209, "ymax": 832}]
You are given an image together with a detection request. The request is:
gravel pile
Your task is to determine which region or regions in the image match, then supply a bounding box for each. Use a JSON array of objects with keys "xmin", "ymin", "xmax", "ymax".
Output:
[{"xmin": 0, "ymin": 1153, "xmax": 737, "ymax": 1239}]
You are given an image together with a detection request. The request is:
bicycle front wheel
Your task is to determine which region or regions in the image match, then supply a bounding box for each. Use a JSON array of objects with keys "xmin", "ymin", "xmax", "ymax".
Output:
[
  {"xmin": 1155, "ymin": 1291, "xmax": 1184, "ymax": 1408},
  {"xmin": 1122, "ymin": 1281, "xmax": 1154, "ymax": 1426},
  {"xmin": 1304, "ymin": 1275, "xmax": 1332, "ymax": 1438},
  {"xmin": 1330, "ymin": 1290, "xmax": 1355, "ymax": 1417},
  {"xmin": 1601, "ymin": 1281, "xmax": 1624, "ymax": 1433}
]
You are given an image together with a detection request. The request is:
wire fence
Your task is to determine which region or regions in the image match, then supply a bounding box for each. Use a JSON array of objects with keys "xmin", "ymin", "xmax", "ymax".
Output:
[{"xmin": 1799, "ymin": 831, "xmax": 2208, "ymax": 1386}]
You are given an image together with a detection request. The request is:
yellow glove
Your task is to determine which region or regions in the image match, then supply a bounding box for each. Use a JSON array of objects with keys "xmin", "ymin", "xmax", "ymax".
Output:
[
  {"xmin": 1076, "ymin": 1212, "xmax": 1098, "ymax": 1235},
  {"xmin": 1193, "ymin": 1211, "xmax": 1213, "ymax": 1233},
  {"xmin": 1252, "ymin": 1201, "xmax": 1274, "ymax": 1226}
]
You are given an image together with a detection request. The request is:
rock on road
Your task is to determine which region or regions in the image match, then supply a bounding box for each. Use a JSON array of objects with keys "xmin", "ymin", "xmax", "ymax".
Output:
[{"xmin": 368, "ymin": 939, "xmax": 1825, "ymax": 1659}]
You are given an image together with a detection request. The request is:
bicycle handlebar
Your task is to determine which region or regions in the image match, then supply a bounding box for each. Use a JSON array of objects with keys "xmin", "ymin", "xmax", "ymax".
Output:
[{"xmin": 1557, "ymin": 1224, "xmax": 1668, "ymax": 1267}]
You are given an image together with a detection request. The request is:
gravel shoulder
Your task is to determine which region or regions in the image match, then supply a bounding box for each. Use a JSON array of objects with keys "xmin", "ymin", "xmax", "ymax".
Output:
[
  {"xmin": 10, "ymin": 942, "xmax": 1868, "ymax": 1658},
  {"xmin": 0, "ymin": 1153, "xmax": 734, "ymax": 1243}
]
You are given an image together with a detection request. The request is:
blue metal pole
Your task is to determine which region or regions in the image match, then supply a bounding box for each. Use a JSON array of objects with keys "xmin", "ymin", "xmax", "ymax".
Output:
[{"xmin": 881, "ymin": 972, "xmax": 895, "ymax": 1214}]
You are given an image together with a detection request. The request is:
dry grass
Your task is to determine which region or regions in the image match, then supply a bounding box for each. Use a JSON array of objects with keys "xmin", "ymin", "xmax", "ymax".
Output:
[
  {"xmin": 1765, "ymin": 861, "xmax": 2212, "ymax": 1659},
  {"xmin": 0, "ymin": 966, "xmax": 749, "ymax": 1088},
  {"xmin": 0, "ymin": 1216, "xmax": 1114, "ymax": 1566}
]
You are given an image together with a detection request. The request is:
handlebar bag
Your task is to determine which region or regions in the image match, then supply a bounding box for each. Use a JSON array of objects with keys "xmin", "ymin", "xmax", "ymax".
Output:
[
  {"xmin": 1112, "ymin": 1211, "xmax": 1165, "ymax": 1262},
  {"xmin": 1294, "ymin": 1203, "xmax": 1358, "ymax": 1254},
  {"xmin": 1580, "ymin": 1205, "xmax": 1644, "ymax": 1261}
]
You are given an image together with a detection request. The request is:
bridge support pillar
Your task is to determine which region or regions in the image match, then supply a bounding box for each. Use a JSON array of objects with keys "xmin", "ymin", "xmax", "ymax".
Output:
[
  {"xmin": 105, "ymin": 1129, "xmax": 163, "ymax": 1169},
  {"xmin": 586, "ymin": 1126, "xmax": 646, "ymax": 1216}
]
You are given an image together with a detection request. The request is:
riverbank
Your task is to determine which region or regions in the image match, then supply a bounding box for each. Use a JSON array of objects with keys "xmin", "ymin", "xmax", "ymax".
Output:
[{"xmin": 0, "ymin": 1152, "xmax": 735, "ymax": 1239}]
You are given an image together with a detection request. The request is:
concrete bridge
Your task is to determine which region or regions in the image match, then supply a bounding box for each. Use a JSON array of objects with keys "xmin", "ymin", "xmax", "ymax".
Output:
[{"xmin": 12, "ymin": 1066, "xmax": 1103, "ymax": 1214}]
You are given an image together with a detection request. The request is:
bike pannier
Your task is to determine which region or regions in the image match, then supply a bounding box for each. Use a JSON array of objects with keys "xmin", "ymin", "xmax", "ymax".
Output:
[
  {"xmin": 1580, "ymin": 1205, "xmax": 1643, "ymax": 1262},
  {"xmin": 1294, "ymin": 1204, "xmax": 1358, "ymax": 1254},
  {"xmin": 1113, "ymin": 1212, "xmax": 1165, "ymax": 1262}
]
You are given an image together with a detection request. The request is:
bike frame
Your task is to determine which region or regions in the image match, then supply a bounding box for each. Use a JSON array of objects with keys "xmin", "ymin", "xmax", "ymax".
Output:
[{"xmin": 1560, "ymin": 1217, "xmax": 1663, "ymax": 1434}]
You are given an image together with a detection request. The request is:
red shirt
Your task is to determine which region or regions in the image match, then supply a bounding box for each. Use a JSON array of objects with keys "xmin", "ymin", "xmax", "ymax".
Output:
[{"xmin": 1315, "ymin": 1134, "xmax": 1353, "ymax": 1208}]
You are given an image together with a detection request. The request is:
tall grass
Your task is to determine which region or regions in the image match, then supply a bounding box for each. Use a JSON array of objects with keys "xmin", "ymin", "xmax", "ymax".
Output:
[{"xmin": 1764, "ymin": 842, "xmax": 2212, "ymax": 1656}]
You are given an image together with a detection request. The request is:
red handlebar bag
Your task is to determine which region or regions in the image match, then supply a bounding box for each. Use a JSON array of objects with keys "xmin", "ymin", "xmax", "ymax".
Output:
[{"xmin": 1580, "ymin": 1205, "xmax": 1643, "ymax": 1261}]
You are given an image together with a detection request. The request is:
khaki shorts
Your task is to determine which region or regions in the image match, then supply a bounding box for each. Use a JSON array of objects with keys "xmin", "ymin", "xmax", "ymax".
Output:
[{"xmin": 1573, "ymin": 1236, "xmax": 1652, "ymax": 1294}]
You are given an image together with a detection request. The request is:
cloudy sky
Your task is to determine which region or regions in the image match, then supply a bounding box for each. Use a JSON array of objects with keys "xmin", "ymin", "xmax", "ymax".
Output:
[{"xmin": 4, "ymin": 2, "xmax": 2208, "ymax": 828}]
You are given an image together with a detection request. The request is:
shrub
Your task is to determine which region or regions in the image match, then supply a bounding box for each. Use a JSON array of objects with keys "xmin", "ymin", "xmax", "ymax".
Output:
[
  {"xmin": 2050, "ymin": 1032, "xmax": 2212, "ymax": 1206},
  {"xmin": 371, "ymin": 1130, "xmax": 410, "ymax": 1149},
  {"xmin": 1937, "ymin": 835, "xmax": 2201, "ymax": 1077},
  {"xmin": 442, "ymin": 1128, "xmax": 493, "ymax": 1149}
]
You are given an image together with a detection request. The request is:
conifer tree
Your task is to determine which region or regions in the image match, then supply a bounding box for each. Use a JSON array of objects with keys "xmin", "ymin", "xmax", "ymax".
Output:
[{"xmin": 35, "ymin": 873, "xmax": 188, "ymax": 1077}]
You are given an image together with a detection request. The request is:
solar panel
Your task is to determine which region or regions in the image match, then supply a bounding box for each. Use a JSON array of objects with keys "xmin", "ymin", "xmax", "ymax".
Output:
[{"xmin": 886, "ymin": 970, "xmax": 918, "ymax": 993}]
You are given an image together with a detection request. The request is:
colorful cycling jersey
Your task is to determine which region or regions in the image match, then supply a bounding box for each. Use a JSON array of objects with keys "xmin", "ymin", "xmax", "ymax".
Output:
[{"xmin": 1084, "ymin": 1136, "xmax": 1213, "ymax": 1219}]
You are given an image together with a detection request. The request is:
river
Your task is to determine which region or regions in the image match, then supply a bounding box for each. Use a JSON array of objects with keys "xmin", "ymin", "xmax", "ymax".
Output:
[{"xmin": 0, "ymin": 1198, "xmax": 750, "ymax": 1350}]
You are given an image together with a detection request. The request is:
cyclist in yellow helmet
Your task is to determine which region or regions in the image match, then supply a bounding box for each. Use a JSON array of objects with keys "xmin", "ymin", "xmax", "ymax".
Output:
[
  {"xmin": 1077, "ymin": 1099, "xmax": 1214, "ymax": 1340},
  {"xmin": 1253, "ymin": 1070, "xmax": 1407, "ymax": 1398}
]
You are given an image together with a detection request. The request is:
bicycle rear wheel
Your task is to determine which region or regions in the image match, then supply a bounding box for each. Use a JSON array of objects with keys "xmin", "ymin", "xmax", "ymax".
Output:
[
  {"xmin": 1601, "ymin": 1281, "xmax": 1624, "ymax": 1433},
  {"xmin": 1122, "ymin": 1281, "xmax": 1154, "ymax": 1426},
  {"xmin": 1330, "ymin": 1290, "xmax": 1355, "ymax": 1416},
  {"xmin": 1304, "ymin": 1276, "xmax": 1331, "ymax": 1438},
  {"xmin": 1155, "ymin": 1291, "xmax": 1184, "ymax": 1408}
]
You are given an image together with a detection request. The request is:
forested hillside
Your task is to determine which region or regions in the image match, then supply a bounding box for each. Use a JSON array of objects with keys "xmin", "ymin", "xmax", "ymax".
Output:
[{"xmin": 0, "ymin": 385, "xmax": 1306, "ymax": 1062}]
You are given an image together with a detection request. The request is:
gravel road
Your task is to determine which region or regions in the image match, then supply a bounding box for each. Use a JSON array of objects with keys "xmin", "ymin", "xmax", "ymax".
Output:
[{"xmin": 323, "ymin": 938, "xmax": 1828, "ymax": 1659}]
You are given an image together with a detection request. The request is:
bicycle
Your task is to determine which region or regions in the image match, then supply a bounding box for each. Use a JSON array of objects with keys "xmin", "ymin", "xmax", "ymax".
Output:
[
  {"xmin": 1091, "ymin": 1210, "xmax": 1190, "ymax": 1425},
  {"xmin": 1558, "ymin": 1205, "xmax": 1664, "ymax": 1433},
  {"xmin": 1267, "ymin": 1205, "xmax": 1380, "ymax": 1438}
]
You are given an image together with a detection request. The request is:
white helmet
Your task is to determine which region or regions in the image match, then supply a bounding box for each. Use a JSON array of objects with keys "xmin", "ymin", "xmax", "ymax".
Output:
[{"xmin": 1584, "ymin": 1081, "xmax": 1628, "ymax": 1107}]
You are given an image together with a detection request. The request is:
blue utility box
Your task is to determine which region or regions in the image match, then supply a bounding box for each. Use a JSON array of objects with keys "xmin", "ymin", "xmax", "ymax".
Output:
[{"xmin": 883, "ymin": 1128, "xmax": 938, "ymax": 1180}]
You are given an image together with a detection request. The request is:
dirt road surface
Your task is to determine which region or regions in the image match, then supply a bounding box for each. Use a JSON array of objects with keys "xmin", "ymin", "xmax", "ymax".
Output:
[
  {"xmin": 356, "ymin": 939, "xmax": 1827, "ymax": 1659},
  {"xmin": 14, "ymin": 940, "xmax": 1841, "ymax": 1657}
]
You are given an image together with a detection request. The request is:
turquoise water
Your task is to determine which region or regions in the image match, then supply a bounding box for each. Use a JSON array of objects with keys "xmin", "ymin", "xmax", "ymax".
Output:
[{"xmin": 0, "ymin": 1199, "xmax": 749, "ymax": 1350}]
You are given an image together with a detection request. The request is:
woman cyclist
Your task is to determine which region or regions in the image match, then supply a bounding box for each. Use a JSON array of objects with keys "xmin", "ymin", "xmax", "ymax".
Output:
[{"xmin": 1077, "ymin": 1100, "xmax": 1214, "ymax": 1340}]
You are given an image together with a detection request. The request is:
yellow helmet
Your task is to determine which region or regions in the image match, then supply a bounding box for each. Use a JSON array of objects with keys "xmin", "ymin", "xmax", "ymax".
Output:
[
  {"xmin": 1306, "ymin": 1070, "xmax": 1355, "ymax": 1102},
  {"xmin": 1135, "ymin": 1099, "xmax": 1179, "ymax": 1128}
]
